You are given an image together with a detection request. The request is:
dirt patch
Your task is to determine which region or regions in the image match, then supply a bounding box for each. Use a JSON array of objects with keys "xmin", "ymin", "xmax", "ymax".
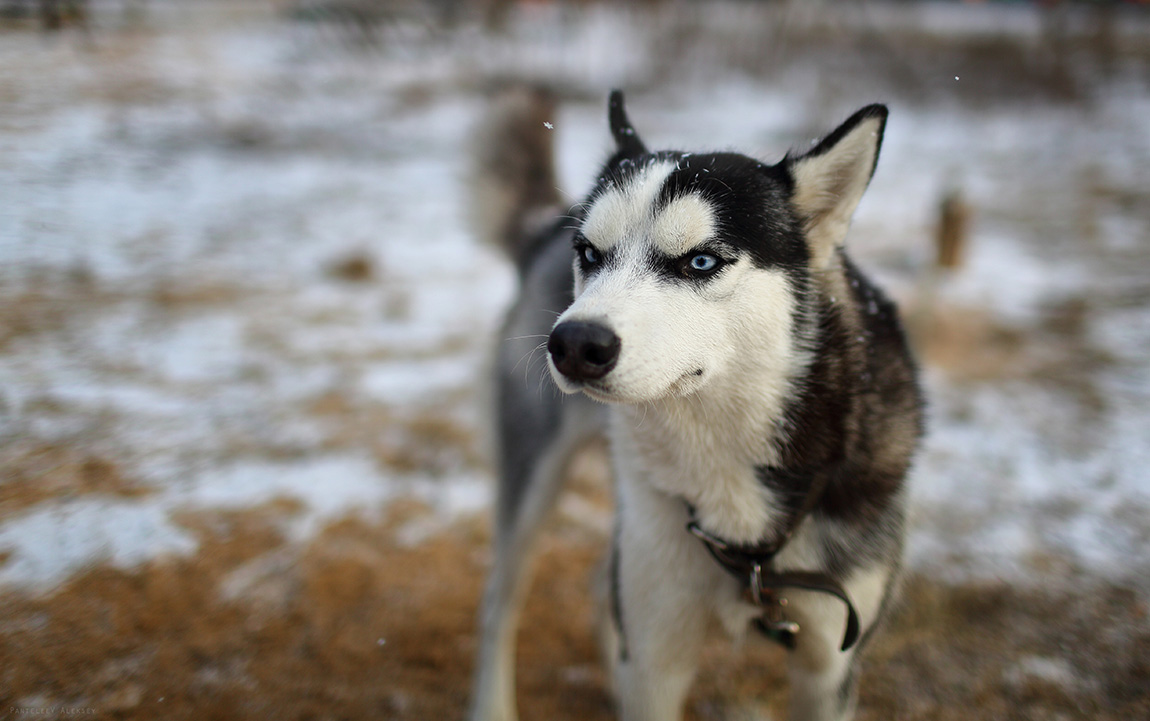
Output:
[
  {"xmin": 0, "ymin": 270, "xmax": 106, "ymax": 352},
  {"xmin": 915, "ymin": 296, "xmax": 1114, "ymax": 414},
  {"xmin": 867, "ymin": 576, "xmax": 1150, "ymax": 720},
  {"xmin": 372, "ymin": 412, "xmax": 485, "ymax": 476},
  {"xmin": 914, "ymin": 305, "xmax": 1031, "ymax": 382},
  {"xmin": 1, "ymin": 498, "xmax": 1146, "ymax": 721},
  {"xmin": 0, "ymin": 443, "xmax": 153, "ymax": 522},
  {"xmin": 325, "ymin": 252, "xmax": 376, "ymax": 284},
  {"xmin": 308, "ymin": 391, "xmax": 486, "ymax": 476},
  {"xmin": 147, "ymin": 282, "xmax": 246, "ymax": 311}
]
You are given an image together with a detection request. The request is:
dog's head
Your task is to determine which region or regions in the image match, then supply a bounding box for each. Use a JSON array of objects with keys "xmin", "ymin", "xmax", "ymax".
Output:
[{"xmin": 548, "ymin": 91, "xmax": 887, "ymax": 404}]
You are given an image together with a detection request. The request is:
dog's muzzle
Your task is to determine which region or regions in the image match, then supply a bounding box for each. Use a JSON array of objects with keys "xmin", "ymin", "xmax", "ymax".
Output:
[{"xmin": 548, "ymin": 321, "xmax": 620, "ymax": 382}]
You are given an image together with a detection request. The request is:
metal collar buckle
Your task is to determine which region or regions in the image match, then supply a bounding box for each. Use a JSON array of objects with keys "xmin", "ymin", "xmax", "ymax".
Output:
[
  {"xmin": 750, "ymin": 562, "xmax": 764, "ymax": 605},
  {"xmin": 686, "ymin": 520, "xmax": 729, "ymax": 551},
  {"xmin": 751, "ymin": 562, "xmax": 802, "ymax": 638}
]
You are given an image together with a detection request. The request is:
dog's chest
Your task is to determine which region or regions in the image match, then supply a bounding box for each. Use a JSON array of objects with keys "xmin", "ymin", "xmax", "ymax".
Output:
[{"xmin": 610, "ymin": 405, "xmax": 786, "ymax": 545}]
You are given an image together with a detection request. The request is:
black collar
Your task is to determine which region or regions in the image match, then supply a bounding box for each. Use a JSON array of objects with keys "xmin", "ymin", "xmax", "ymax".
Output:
[{"xmin": 683, "ymin": 466, "xmax": 860, "ymax": 651}]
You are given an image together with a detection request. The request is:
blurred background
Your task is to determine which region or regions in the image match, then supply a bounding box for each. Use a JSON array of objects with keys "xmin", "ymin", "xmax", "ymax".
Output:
[{"xmin": 1, "ymin": 1, "xmax": 1148, "ymax": 719}]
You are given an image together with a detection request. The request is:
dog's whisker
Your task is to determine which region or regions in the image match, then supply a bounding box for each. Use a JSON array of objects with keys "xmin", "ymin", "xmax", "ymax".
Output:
[
  {"xmin": 524, "ymin": 347, "xmax": 547, "ymax": 382},
  {"xmin": 532, "ymin": 356, "xmax": 554, "ymax": 402},
  {"xmin": 635, "ymin": 401, "xmax": 650, "ymax": 430},
  {"xmin": 513, "ymin": 341, "xmax": 549, "ymax": 380},
  {"xmin": 513, "ymin": 340, "xmax": 546, "ymax": 368},
  {"xmin": 523, "ymin": 342, "xmax": 548, "ymax": 377},
  {"xmin": 525, "ymin": 364, "xmax": 546, "ymax": 398}
]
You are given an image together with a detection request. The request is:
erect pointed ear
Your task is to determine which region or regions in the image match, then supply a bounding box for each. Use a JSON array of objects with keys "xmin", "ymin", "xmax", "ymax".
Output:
[
  {"xmin": 786, "ymin": 104, "xmax": 887, "ymax": 269},
  {"xmin": 608, "ymin": 89, "xmax": 647, "ymax": 158}
]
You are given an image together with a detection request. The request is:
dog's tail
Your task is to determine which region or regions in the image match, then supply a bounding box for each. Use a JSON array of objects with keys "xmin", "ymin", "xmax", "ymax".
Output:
[{"xmin": 468, "ymin": 85, "xmax": 563, "ymax": 266}]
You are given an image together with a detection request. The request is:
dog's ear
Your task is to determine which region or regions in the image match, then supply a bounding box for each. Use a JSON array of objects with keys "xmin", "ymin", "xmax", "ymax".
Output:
[
  {"xmin": 785, "ymin": 104, "xmax": 887, "ymax": 269},
  {"xmin": 608, "ymin": 89, "xmax": 647, "ymax": 158}
]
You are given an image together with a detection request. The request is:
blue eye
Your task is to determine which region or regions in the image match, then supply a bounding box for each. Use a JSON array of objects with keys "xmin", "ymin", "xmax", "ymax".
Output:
[
  {"xmin": 581, "ymin": 246, "xmax": 600, "ymax": 265},
  {"xmin": 689, "ymin": 254, "xmax": 719, "ymax": 272}
]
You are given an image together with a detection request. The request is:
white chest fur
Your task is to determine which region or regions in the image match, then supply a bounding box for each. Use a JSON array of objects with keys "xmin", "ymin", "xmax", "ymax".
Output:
[{"xmin": 608, "ymin": 383, "xmax": 793, "ymax": 545}]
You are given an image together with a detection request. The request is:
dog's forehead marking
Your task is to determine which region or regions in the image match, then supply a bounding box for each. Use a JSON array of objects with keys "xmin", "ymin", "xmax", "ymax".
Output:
[
  {"xmin": 651, "ymin": 193, "xmax": 717, "ymax": 257},
  {"xmin": 582, "ymin": 160, "xmax": 675, "ymax": 250}
]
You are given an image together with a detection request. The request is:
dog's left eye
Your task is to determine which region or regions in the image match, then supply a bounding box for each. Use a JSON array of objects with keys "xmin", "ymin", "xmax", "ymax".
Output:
[{"xmin": 686, "ymin": 253, "xmax": 720, "ymax": 274}]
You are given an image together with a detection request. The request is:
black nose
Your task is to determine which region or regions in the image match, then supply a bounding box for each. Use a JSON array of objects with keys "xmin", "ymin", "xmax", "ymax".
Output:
[{"xmin": 548, "ymin": 321, "xmax": 621, "ymax": 381}]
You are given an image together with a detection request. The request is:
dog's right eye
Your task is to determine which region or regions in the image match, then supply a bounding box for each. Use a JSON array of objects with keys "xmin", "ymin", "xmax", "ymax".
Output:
[
  {"xmin": 580, "ymin": 245, "xmax": 600, "ymax": 265},
  {"xmin": 676, "ymin": 251, "xmax": 725, "ymax": 279}
]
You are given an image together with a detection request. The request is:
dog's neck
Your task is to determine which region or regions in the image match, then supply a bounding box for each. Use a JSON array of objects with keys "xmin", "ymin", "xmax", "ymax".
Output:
[{"xmin": 611, "ymin": 349, "xmax": 811, "ymax": 545}]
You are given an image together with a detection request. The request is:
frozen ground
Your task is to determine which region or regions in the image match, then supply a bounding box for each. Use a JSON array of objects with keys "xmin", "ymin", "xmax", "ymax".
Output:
[
  {"xmin": 1, "ymin": 2, "xmax": 1149, "ymax": 719},
  {"xmin": 1, "ymin": 1, "xmax": 1148, "ymax": 595}
]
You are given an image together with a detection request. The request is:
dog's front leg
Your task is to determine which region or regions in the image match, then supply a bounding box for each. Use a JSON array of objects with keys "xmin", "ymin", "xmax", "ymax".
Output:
[
  {"xmin": 469, "ymin": 394, "xmax": 603, "ymax": 721},
  {"xmin": 611, "ymin": 481, "xmax": 726, "ymax": 721},
  {"xmin": 785, "ymin": 595, "xmax": 861, "ymax": 721},
  {"xmin": 783, "ymin": 564, "xmax": 894, "ymax": 721}
]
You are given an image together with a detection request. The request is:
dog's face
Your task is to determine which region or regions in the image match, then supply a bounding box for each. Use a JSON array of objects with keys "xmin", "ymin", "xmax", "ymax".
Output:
[
  {"xmin": 548, "ymin": 93, "xmax": 887, "ymax": 404},
  {"xmin": 548, "ymin": 154, "xmax": 807, "ymax": 403}
]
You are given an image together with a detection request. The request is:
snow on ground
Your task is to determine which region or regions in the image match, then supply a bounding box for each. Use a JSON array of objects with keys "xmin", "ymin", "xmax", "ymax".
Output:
[{"xmin": 0, "ymin": 2, "xmax": 1148, "ymax": 594}]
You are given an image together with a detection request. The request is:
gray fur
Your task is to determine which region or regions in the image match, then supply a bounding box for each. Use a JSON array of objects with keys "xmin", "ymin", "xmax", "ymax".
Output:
[{"xmin": 468, "ymin": 85, "xmax": 564, "ymax": 264}]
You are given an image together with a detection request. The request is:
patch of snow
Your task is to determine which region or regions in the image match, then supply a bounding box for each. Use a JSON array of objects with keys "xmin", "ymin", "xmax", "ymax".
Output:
[
  {"xmin": 1005, "ymin": 655, "xmax": 1081, "ymax": 691},
  {"xmin": 360, "ymin": 355, "xmax": 478, "ymax": 406},
  {"xmin": 0, "ymin": 452, "xmax": 397, "ymax": 592},
  {"xmin": 0, "ymin": 501, "xmax": 199, "ymax": 589},
  {"xmin": 177, "ymin": 454, "xmax": 392, "ymax": 523}
]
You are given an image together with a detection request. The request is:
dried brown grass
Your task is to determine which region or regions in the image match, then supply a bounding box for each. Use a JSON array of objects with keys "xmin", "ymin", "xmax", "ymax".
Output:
[
  {"xmin": 1, "ymin": 494, "xmax": 1146, "ymax": 721},
  {"xmin": 0, "ymin": 443, "xmax": 153, "ymax": 522}
]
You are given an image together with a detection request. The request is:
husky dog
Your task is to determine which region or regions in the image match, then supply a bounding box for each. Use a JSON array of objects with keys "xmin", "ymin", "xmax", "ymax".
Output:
[{"xmin": 468, "ymin": 88, "xmax": 924, "ymax": 721}]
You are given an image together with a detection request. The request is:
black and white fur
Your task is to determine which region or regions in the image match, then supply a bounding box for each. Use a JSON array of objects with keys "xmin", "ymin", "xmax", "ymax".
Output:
[{"xmin": 468, "ymin": 88, "xmax": 924, "ymax": 721}]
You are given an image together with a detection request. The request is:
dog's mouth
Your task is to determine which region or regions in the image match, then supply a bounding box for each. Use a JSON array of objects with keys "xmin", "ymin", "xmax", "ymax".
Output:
[
  {"xmin": 553, "ymin": 367, "xmax": 707, "ymax": 404},
  {"xmin": 666, "ymin": 367, "xmax": 706, "ymax": 396},
  {"xmin": 577, "ymin": 383, "xmax": 617, "ymax": 403},
  {"xmin": 551, "ymin": 369, "xmax": 617, "ymax": 401}
]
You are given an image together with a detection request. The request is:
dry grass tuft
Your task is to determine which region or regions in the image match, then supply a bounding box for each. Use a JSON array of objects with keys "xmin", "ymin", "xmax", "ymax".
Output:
[{"xmin": 326, "ymin": 252, "xmax": 376, "ymax": 283}]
